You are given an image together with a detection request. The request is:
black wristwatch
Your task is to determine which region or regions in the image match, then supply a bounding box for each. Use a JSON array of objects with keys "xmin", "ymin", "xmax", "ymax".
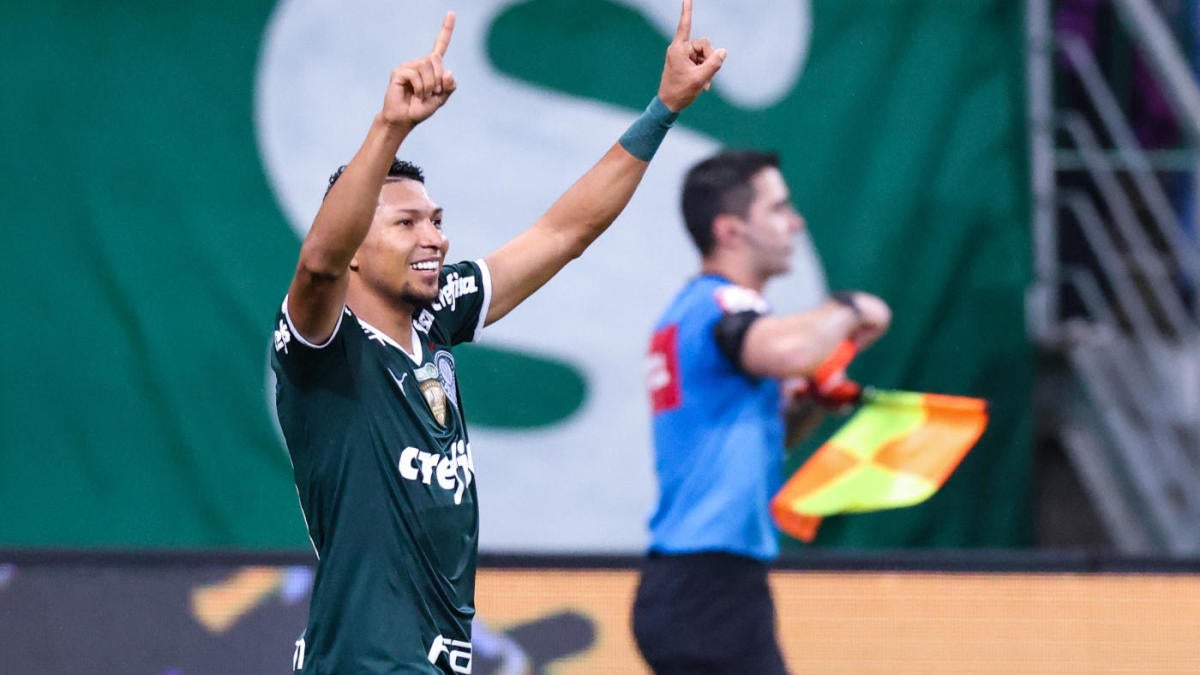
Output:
[{"xmin": 830, "ymin": 291, "xmax": 863, "ymax": 320}]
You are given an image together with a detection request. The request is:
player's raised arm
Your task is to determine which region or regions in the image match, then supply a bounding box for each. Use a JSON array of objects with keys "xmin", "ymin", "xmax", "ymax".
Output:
[
  {"xmin": 482, "ymin": 0, "xmax": 726, "ymax": 326},
  {"xmin": 286, "ymin": 12, "xmax": 457, "ymax": 344}
]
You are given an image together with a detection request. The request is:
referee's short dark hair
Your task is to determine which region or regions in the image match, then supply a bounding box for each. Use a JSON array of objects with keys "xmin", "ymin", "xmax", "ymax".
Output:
[{"xmin": 681, "ymin": 150, "xmax": 780, "ymax": 256}]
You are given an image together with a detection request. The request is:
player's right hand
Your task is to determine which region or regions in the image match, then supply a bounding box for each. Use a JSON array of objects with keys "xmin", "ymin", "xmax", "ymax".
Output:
[
  {"xmin": 657, "ymin": 0, "xmax": 726, "ymax": 112},
  {"xmin": 381, "ymin": 11, "xmax": 457, "ymax": 130}
]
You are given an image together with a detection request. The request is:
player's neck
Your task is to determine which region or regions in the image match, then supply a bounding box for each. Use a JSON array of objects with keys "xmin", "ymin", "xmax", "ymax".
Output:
[
  {"xmin": 701, "ymin": 256, "xmax": 767, "ymax": 292},
  {"xmin": 346, "ymin": 286, "xmax": 418, "ymax": 352}
]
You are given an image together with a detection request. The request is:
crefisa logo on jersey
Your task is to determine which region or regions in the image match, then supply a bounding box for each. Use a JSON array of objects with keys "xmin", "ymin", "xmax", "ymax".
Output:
[
  {"xmin": 431, "ymin": 270, "xmax": 478, "ymax": 313},
  {"xmin": 398, "ymin": 440, "xmax": 475, "ymax": 504}
]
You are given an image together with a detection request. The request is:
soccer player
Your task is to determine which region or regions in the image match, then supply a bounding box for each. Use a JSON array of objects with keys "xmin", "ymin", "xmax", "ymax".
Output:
[
  {"xmin": 633, "ymin": 150, "xmax": 892, "ymax": 674},
  {"xmin": 269, "ymin": 3, "xmax": 725, "ymax": 673}
]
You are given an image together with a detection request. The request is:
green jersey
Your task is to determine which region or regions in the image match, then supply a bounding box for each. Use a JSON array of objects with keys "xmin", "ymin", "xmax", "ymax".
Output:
[{"xmin": 271, "ymin": 260, "xmax": 491, "ymax": 674}]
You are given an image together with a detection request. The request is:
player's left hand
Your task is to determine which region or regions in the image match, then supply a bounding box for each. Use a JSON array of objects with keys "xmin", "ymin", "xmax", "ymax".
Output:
[{"xmin": 656, "ymin": 0, "xmax": 726, "ymax": 112}]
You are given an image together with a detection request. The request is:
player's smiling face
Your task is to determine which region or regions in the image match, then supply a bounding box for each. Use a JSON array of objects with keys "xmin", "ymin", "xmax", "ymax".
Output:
[{"xmin": 353, "ymin": 178, "xmax": 449, "ymax": 307}]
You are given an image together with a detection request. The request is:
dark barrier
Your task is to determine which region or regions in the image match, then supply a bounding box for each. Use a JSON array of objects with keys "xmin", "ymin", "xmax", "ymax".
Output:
[{"xmin": 2, "ymin": 551, "xmax": 1199, "ymax": 674}]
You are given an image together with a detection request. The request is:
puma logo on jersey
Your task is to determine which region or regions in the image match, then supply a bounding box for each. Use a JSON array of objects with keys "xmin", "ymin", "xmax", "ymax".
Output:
[
  {"xmin": 398, "ymin": 440, "xmax": 475, "ymax": 504},
  {"xmin": 431, "ymin": 271, "xmax": 478, "ymax": 312},
  {"xmin": 387, "ymin": 368, "xmax": 408, "ymax": 395}
]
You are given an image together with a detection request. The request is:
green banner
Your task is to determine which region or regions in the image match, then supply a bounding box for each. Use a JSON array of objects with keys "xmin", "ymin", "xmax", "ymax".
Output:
[{"xmin": 1, "ymin": 0, "xmax": 1030, "ymax": 550}]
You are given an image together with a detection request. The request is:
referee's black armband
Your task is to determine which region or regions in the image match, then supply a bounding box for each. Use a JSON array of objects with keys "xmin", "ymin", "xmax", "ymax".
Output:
[{"xmin": 713, "ymin": 310, "xmax": 764, "ymax": 374}]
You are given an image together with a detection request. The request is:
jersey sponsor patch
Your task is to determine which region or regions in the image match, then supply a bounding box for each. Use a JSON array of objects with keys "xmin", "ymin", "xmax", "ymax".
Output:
[
  {"xmin": 431, "ymin": 269, "xmax": 479, "ymax": 312},
  {"xmin": 427, "ymin": 634, "xmax": 472, "ymax": 674},
  {"xmin": 647, "ymin": 325, "xmax": 682, "ymax": 413},
  {"xmin": 274, "ymin": 319, "xmax": 292, "ymax": 353},
  {"xmin": 398, "ymin": 440, "xmax": 475, "ymax": 505},
  {"xmin": 415, "ymin": 309, "xmax": 435, "ymax": 333},
  {"xmin": 414, "ymin": 362, "xmax": 448, "ymax": 426},
  {"xmin": 292, "ymin": 634, "xmax": 306, "ymax": 671},
  {"xmin": 713, "ymin": 285, "xmax": 769, "ymax": 315}
]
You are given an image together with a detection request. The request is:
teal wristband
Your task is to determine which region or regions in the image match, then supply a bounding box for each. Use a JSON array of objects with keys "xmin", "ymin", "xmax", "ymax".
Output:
[{"xmin": 619, "ymin": 97, "xmax": 679, "ymax": 161}]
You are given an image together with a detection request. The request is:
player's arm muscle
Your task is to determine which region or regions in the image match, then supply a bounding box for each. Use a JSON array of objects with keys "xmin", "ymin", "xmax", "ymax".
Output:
[
  {"xmin": 482, "ymin": 0, "xmax": 724, "ymax": 326},
  {"xmin": 287, "ymin": 12, "xmax": 456, "ymax": 344},
  {"xmin": 289, "ymin": 121, "xmax": 410, "ymax": 344},
  {"xmin": 482, "ymin": 144, "xmax": 648, "ymax": 326}
]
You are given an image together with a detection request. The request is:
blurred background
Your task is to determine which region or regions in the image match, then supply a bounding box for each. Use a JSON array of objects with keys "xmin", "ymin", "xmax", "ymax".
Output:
[{"xmin": 2, "ymin": 0, "xmax": 1200, "ymax": 672}]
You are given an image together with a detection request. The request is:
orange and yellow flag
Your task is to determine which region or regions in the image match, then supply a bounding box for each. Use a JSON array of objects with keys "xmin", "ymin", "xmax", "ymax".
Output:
[{"xmin": 771, "ymin": 389, "xmax": 988, "ymax": 543}]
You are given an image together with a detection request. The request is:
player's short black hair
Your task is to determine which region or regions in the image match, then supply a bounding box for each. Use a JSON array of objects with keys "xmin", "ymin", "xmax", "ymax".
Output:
[
  {"xmin": 323, "ymin": 158, "xmax": 425, "ymax": 199},
  {"xmin": 681, "ymin": 150, "xmax": 781, "ymax": 256}
]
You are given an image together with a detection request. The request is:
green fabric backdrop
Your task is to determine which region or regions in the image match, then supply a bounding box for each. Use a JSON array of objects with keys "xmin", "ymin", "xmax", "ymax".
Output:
[{"xmin": 0, "ymin": 0, "xmax": 1031, "ymax": 549}]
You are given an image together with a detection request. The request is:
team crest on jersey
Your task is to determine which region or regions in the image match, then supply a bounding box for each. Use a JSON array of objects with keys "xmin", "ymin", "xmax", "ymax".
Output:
[
  {"xmin": 414, "ymin": 362, "xmax": 448, "ymax": 426},
  {"xmin": 435, "ymin": 351, "xmax": 457, "ymax": 403}
]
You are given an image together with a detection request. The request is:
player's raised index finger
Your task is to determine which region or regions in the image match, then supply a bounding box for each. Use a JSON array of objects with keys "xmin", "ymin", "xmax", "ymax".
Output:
[
  {"xmin": 431, "ymin": 11, "xmax": 455, "ymax": 57},
  {"xmin": 674, "ymin": 0, "xmax": 692, "ymax": 42}
]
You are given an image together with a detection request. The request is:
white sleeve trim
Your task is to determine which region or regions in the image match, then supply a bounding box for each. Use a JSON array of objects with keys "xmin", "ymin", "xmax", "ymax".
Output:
[
  {"xmin": 472, "ymin": 258, "xmax": 493, "ymax": 342},
  {"xmin": 282, "ymin": 295, "xmax": 345, "ymax": 349}
]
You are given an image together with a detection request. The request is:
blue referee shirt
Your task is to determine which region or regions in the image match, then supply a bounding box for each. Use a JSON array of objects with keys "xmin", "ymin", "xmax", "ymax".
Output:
[{"xmin": 645, "ymin": 274, "xmax": 784, "ymax": 561}]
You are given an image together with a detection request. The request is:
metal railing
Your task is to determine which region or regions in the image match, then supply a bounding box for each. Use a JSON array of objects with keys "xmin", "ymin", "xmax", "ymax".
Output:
[{"xmin": 1027, "ymin": 0, "xmax": 1200, "ymax": 554}]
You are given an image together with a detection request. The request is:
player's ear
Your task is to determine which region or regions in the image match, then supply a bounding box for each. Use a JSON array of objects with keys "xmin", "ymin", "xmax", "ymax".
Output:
[{"xmin": 711, "ymin": 213, "xmax": 742, "ymax": 249}]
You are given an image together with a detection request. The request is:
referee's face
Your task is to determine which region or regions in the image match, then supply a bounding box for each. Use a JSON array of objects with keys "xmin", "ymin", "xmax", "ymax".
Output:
[
  {"xmin": 354, "ymin": 178, "xmax": 449, "ymax": 308},
  {"xmin": 741, "ymin": 167, "xmax": 804, "ymax": 281}
]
